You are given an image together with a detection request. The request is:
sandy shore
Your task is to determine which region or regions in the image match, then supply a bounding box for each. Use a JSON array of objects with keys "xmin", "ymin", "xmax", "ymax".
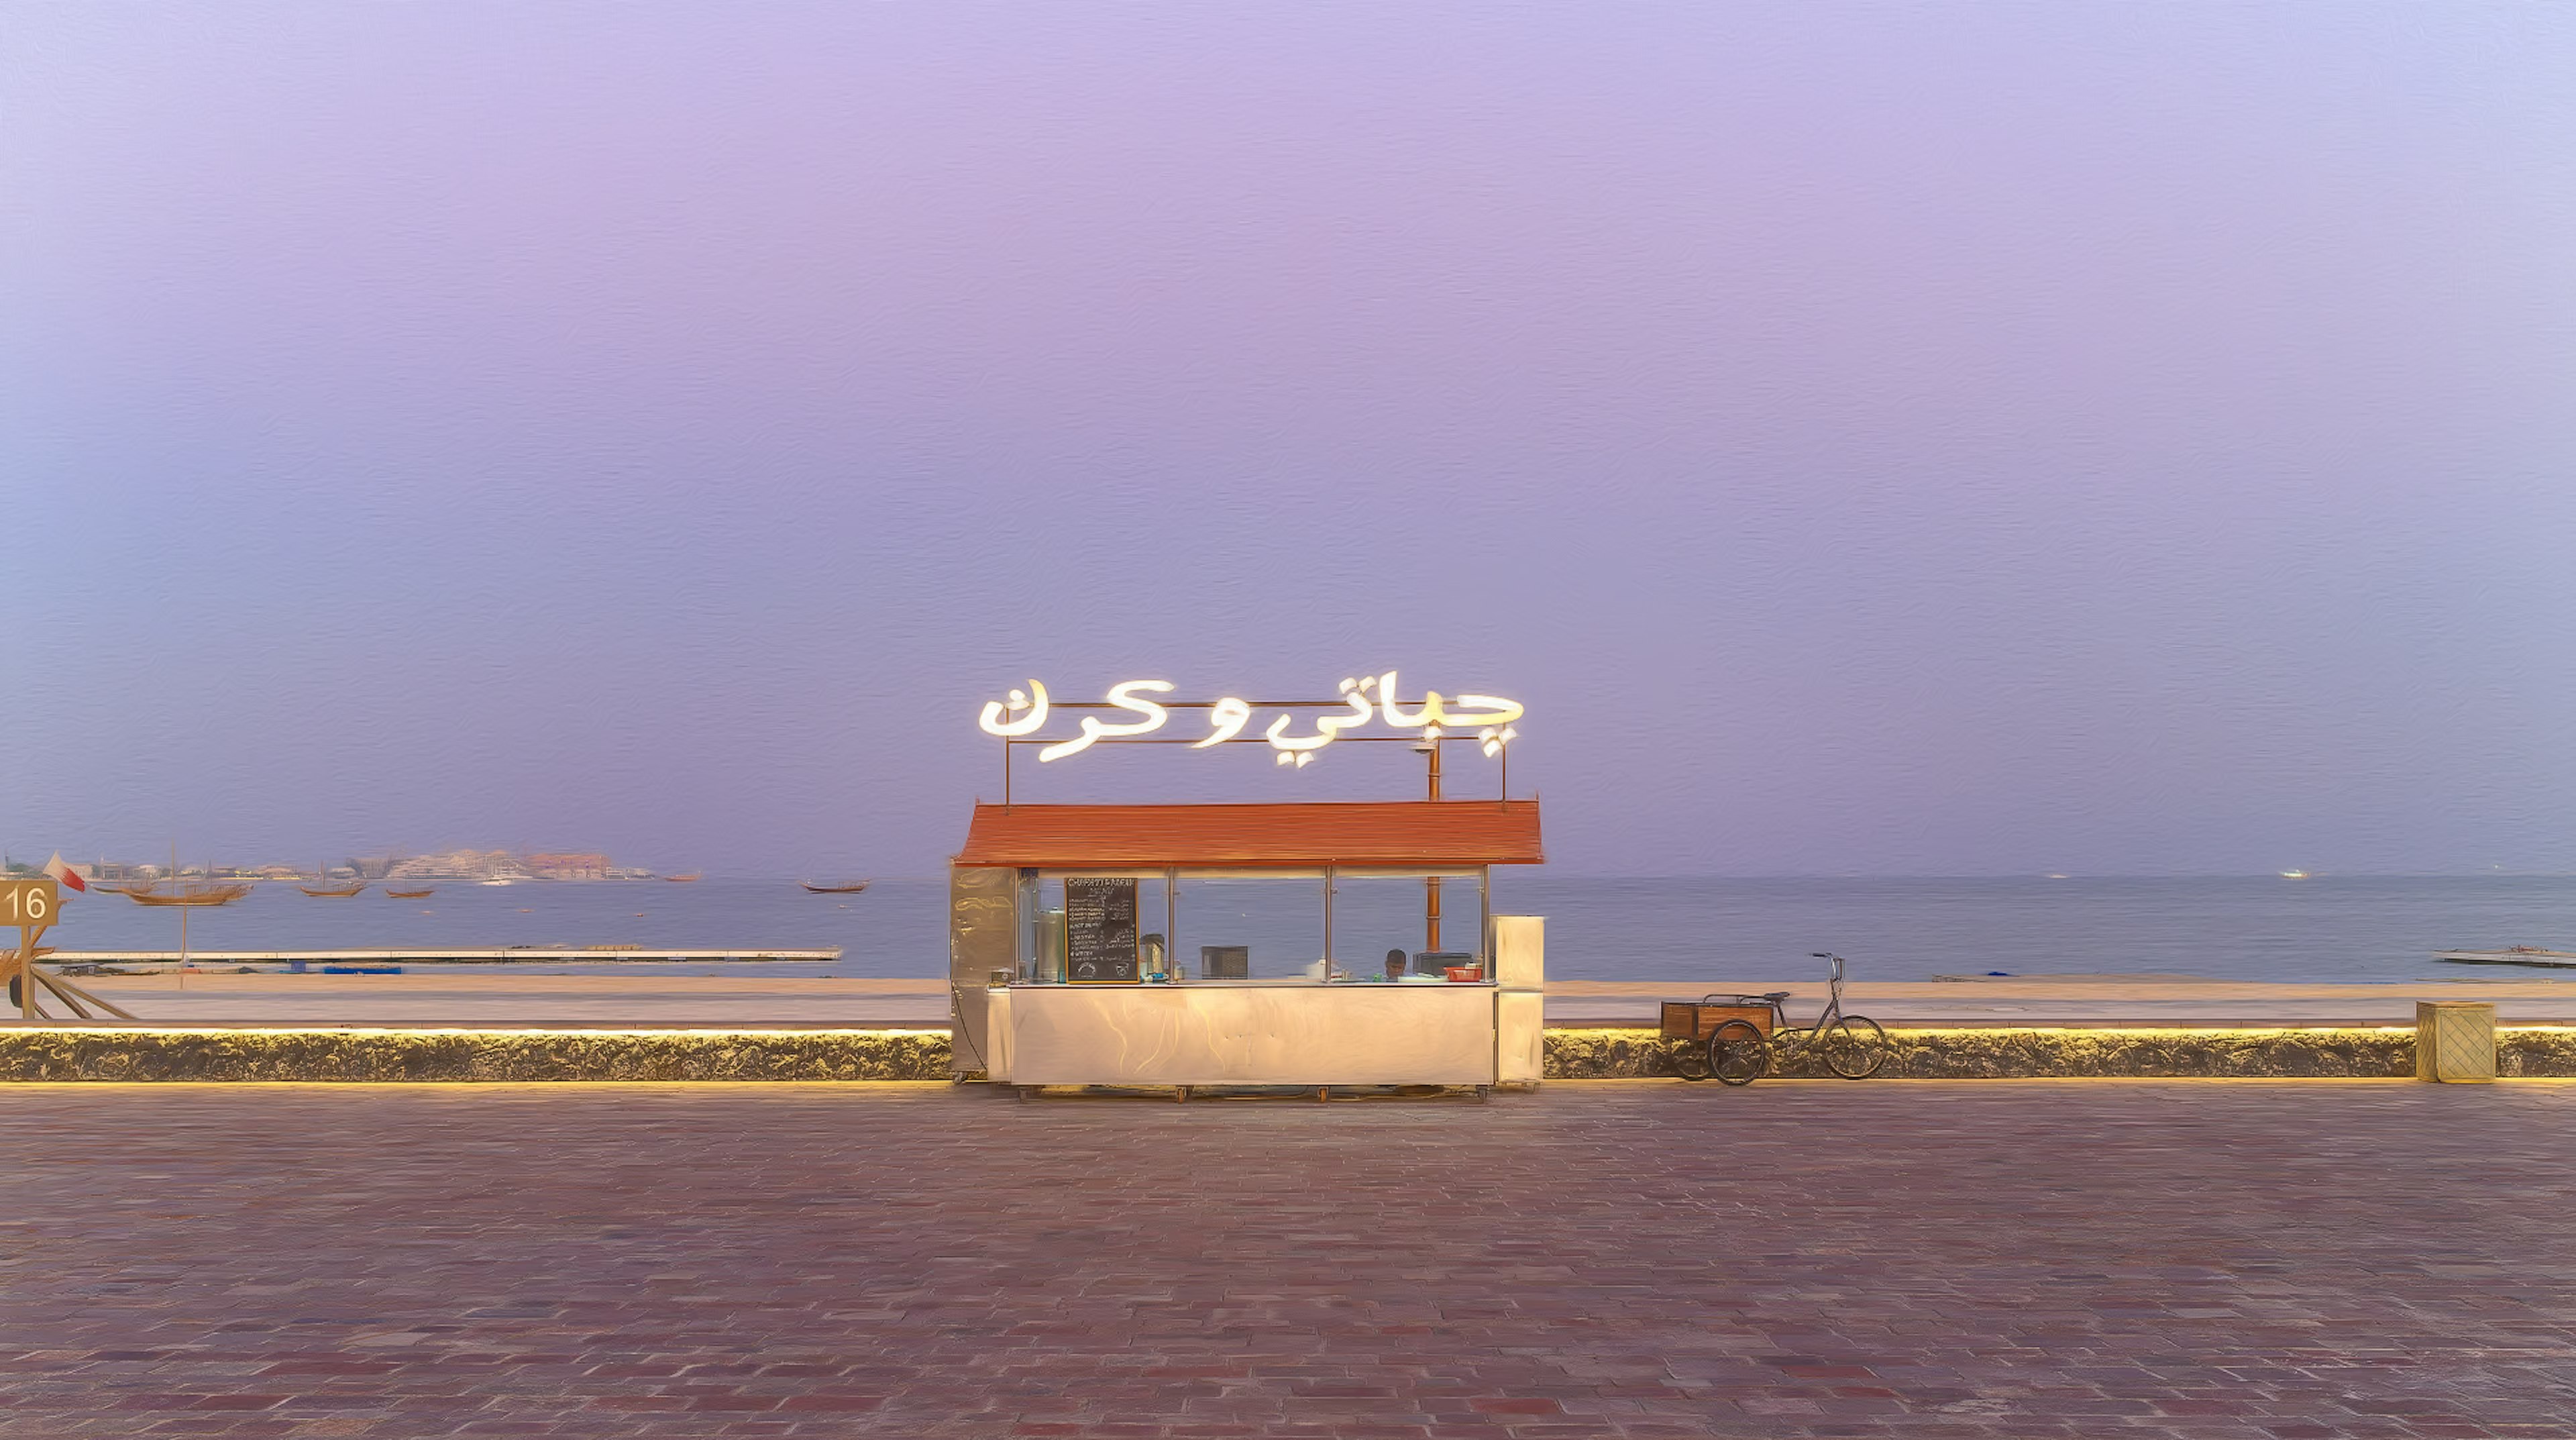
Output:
[{"xmin": 9, "ymin": 971, "xmax": 2573, "ymax": 1029}]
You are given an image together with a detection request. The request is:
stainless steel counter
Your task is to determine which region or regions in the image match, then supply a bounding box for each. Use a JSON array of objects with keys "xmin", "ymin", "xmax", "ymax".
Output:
[{"xmin": 990, "ymin": 981, "xmax": 1500, "ymax": 1086}]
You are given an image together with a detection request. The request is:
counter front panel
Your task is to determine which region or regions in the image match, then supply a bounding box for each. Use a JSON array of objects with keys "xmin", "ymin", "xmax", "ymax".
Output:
[{"xmin": 1006, "ymin": 982, "xmax": 1498, "ymax": 1086}]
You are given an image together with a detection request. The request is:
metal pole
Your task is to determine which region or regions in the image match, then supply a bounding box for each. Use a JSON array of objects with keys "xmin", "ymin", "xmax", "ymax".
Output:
[
  {"xmin": 1322, "ymin": 868, "xmax": 1335, "ymax": 975},
  {"xmin": 1426, "ymin": 739, "xmax": 1443, "ymax": 952},
  {"xmin": 1166, "ymin": 868, "xmax": 1179, "ymax": 982}
]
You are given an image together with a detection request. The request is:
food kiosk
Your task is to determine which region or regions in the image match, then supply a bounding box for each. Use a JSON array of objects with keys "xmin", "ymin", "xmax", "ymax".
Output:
[{"xmin": 946, "ymin": 673, "xmax": 1544, "ymax": 1095}]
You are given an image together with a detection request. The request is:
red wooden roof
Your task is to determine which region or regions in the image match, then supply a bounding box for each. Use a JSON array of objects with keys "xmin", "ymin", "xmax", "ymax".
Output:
[{"xmin": 954, "ymin": 801, "xmax": 1543, "ymax": 869}]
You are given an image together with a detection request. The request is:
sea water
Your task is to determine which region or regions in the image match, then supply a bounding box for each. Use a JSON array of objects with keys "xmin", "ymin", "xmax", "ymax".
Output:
[{"xmin": 44, "ymin": 874, "xmax": 2576, "ymax": 984}]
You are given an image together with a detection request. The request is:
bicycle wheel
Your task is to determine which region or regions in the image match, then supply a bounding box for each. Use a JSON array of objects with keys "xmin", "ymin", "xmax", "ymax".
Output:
[
  {"xmin": 1708, "ymin": 1021, "xmax": 1769, "ymax": 1086},
  {"xmin": 1669, "ymin": 1034, "xmax": 1713, "ymax": 1081},
  {"xmin": 1821, "ymin": 1015, "xmax": 1886, "ymax": 1078}
]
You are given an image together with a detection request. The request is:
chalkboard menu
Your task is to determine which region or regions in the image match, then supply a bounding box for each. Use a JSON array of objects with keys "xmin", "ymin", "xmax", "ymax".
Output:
[{"xmin": 1064, "ymin": 877, "xmax": 1140, "ymax": 983}]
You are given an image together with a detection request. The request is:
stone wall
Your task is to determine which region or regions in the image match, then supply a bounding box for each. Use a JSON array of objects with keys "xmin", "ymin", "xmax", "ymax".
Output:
[
  {"xmin": 3, "ymin": 1025, "xmax": 2570, "ymax": 1082},
  {"xmin": 1550, "ymin": 1026, "xmax": 2576, "ymax": 1079},
  {"xmin": 0, "ymin": 1029, "xmax": 952, "ymax": 1082}
]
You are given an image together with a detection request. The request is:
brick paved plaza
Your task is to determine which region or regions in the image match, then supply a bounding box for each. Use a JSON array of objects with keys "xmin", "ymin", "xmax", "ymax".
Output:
[{"xmin": 4, "ymin": 1081, "xmax": 2572, "ymax": 1438}]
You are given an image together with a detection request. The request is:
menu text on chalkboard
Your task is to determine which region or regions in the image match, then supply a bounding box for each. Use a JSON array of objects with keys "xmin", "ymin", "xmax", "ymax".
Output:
[{"xmin": 1065, "ymin": 877, "xmax": 1140, "ymax": 983}]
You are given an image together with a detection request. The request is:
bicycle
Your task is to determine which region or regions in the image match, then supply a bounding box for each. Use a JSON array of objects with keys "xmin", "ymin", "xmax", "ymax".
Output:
[{"xmin": 1670, "ymin": 953, "xmax": 1887, "ymax": 1084}]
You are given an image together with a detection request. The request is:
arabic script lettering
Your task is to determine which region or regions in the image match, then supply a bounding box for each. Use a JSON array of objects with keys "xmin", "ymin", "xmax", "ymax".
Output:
[{"xmin": 975, "ymin": 673, "xmax": 1521, "ymax": 766}]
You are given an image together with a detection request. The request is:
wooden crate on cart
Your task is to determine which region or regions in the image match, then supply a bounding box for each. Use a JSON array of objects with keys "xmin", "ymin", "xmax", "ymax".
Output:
[{"xmin": 1660, "ymin": 999, "xmax": 1776, "ymax": 1041}]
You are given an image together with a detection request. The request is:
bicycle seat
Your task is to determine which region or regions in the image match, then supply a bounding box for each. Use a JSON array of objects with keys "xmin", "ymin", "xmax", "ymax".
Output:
[{"xmin": 1758, "ymin": 990, "xmax": 1791, "ymax": 1002}]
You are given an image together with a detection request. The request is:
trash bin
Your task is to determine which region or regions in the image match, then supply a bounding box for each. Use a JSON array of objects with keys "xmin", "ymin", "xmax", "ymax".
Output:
[{"xmin": 2416, "ymin": 1000, "xmax": 2496, "ymax": 1083}]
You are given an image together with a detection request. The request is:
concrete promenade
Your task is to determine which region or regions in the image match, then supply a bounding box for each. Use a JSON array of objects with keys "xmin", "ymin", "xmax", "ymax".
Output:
[
  {"xmin": 3, "ymin": 1081, "xmax": 2572, "ymax": 1437},
  {"xmin": 20, "ymin": 972, "xmax": 2576, "ymax": 1029}
]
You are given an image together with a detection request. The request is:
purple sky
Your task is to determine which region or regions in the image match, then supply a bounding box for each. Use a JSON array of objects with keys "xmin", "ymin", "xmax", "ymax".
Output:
[{"xmin": 5, "ymin": 4, "xmax": 2573, "ymax": 877}]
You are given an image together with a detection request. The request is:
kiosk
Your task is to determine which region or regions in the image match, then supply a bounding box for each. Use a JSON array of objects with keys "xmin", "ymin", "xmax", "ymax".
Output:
[{"xmin": 945, "ymin": 672, "xmax": 1544, "ymax": 1094}]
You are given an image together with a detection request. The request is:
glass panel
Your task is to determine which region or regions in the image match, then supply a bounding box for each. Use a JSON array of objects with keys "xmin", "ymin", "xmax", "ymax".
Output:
[
  {"xmin": 1330, "ymin": 872, "xmax": 1483, "ymax": 980},
  {"xmin": 1136, "ymin": 874, "xmax": 1173, "ymax": 982},
  {"xmin": 1023, "ymin": 873, "xmax": 1064, "ymax": 982},
  {"xmin": 1173, "ymin": 874, "xmax": 1329, "ymax": 982},
  {"xmin": 1016, "ymin": 872, "xmax": 1485, "ymax": 984},
  {"xmin": 1020, "ymin": 874, "xmax": 1171, "ymax": 983}
]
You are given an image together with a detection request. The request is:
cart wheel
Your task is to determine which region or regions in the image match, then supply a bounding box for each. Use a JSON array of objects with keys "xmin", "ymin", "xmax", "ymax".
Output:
[
  {"xmin": 1175, "ymin": 1086, "xmax": 1190, "ymax": 1103},
  {"xmin": 1709, "ymin": 1021, "xmax": 1769, "ymax": 1086},
  {"xmin": 1821, "ymin": 1016, "xmax": 1888, "ymax": 1078},
  {"xmin": 1670, "ymin": 1037, "xmax": 1713, "ymax": 1082},
  {"xmin": 1475, "ymin": 1085, "xmax": 1491, "ymax": 1104},
  {"xmin": 1316, "ymin": 1086, "xmax": 1330, "ymax": 1103}
]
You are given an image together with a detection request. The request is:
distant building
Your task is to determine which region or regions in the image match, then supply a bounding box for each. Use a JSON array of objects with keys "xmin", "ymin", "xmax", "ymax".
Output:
[
  {"xmin": 525, "ymin": 852, "xmax": 610, "ymax": 880},
  {"xmin": 386, "ymin": 850, "xmax": 532, "ymax": 881}
]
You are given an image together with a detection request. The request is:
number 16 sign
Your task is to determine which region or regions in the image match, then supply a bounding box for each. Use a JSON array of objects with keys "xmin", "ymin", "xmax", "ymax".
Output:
[
  {"xmin": 2, "ymin": 878, "xmax": 59, "ymax": 929},
  {"xmin": 3, "ymin": 878, "xmax": 58, "ymax": 1019}
]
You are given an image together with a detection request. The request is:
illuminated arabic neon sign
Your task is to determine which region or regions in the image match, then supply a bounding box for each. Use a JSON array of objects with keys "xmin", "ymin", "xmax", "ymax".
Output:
[{"xmin": 977, "ymin": 673, "xmax": 1522, "ymax": 768}]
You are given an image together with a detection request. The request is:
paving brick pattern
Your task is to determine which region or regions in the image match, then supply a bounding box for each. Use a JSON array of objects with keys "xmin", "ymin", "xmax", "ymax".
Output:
[{"xmin": 3, "ymin": 1081, "xmax": 2572, "ymax": 1437}]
